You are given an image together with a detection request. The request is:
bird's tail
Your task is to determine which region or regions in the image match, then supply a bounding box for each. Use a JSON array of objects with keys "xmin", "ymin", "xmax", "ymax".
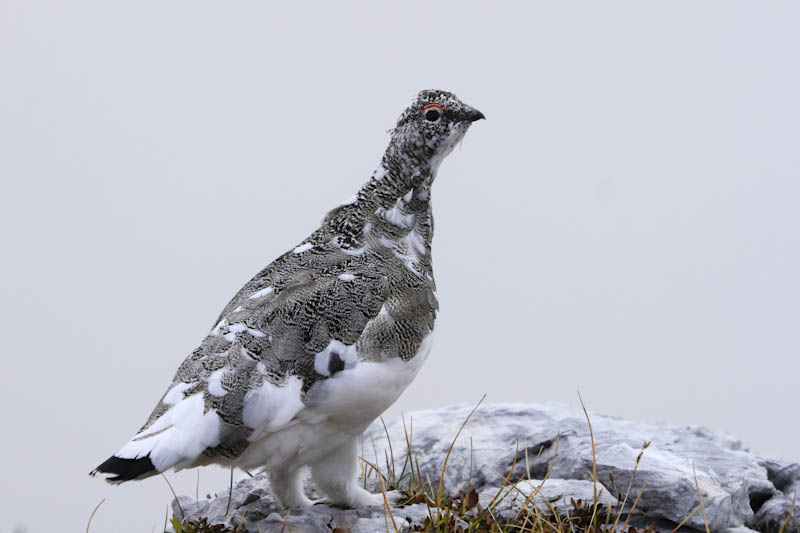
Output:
[
  {"xmin": 90, "ymin": 391, "xmax": 223, "ymax": 483},
  {"xmin": 90, "ymin": 454, "xmax": 158, "ymax": 484}
]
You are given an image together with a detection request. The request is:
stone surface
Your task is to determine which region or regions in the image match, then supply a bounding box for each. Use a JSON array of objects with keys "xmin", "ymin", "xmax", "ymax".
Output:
[
  {"xmin": 170, "ymin": 403, "xmax": 800, "ymax": 532},
  {"xmin": 172, "ymin": 489, "xmax": 431, "ymax": 533}
]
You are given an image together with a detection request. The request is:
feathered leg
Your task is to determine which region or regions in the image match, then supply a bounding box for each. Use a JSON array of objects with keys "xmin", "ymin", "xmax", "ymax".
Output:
[
  {"xmin": 269, "ymin": 466, "xmax": 314, "ymax": 508},
  {"xmin": 309, "ymin": 435, "xmax": 400, "ymax": 507}
]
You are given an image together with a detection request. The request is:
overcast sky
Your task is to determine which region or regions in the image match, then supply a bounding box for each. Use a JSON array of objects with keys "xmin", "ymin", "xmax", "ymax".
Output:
[{"xmin": 1, "ymin": 2, "xmax": 798, "ymax": 532}]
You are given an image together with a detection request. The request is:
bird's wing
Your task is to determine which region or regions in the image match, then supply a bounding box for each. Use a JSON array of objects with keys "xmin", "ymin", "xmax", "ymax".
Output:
[
  {"xmin": 94, "ymin": 240, "xmax": 398, "ymax": 480},
  {"xmin": 93, "ymin": 232, "xmax": 437, "ymax": 482}
]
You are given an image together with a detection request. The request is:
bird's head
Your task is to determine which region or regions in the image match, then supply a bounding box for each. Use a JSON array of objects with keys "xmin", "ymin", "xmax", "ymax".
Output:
[{"xmin": 390, "ymin": 90, "xmax": 484, "ymax": 175}]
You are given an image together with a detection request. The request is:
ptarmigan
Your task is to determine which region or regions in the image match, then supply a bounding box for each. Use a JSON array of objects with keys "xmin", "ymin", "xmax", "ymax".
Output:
[{"xmin": 91, "ymin": 90, "xmax": 484, "ymax": 508}]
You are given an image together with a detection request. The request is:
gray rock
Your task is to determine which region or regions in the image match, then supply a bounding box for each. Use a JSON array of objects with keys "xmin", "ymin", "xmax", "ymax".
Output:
[
  {"xmin": 170, "ymin": 403, "xmax": 800, "ymax": 532},
  {"xmin": 751, "ymin": 495, "xmax": 800, "ymax": 533},
  {"xmin": 169, "ymin": 482, "xmax": 430, "ymax": 533},
  {"xmin": 477, "ymin": 478, "xmax": 618, "ymax": 517},
  {"xmin": 367, "ymin": 403, "xmax": 798, "ymax": 531}
]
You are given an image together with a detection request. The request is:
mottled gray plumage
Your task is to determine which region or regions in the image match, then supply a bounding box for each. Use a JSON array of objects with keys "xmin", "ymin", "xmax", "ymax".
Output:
[{"xmin": 92, "ymin": 90, "xmax": 483, "ymax": 507}]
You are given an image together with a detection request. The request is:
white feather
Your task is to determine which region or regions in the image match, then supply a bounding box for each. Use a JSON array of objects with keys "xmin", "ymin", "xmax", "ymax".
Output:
[
  {"xmin": 242, "ymin": 376, "xmax": 305, "ymax": 441},
  {"xmin": 248, "ymin": 287, "xmax": 274, "ymax": 300},
  {"xmin": 312, "ymin": 339, "xmax": 359, "ymax": 377},
  {"xmin": 115, "ymin": 393, "xmax": 221, "ymax": 471},
  {"xmin": 236, "ymin": 331, "xmax": 435, "ymax": 470},
  {"xmin": 206, "ymin": 369, "xmax": 227, "ymax": 397}
]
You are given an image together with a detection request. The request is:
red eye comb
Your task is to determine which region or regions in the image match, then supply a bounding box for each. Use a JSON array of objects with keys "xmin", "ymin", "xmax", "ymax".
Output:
[{"xmin": 421, "ymin": 103, "xmax": 444, "ymax": 114}]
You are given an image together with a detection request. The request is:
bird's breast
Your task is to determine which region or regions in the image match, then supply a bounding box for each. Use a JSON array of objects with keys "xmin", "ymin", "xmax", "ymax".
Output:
[{"xmin": 302, "ymin": 330, "xmax": 435, "ymax": 426}]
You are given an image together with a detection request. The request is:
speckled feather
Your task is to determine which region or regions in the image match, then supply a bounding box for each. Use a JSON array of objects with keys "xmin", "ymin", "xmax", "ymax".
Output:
[{"xmin": 92, "ymin": 90, "xmax": 484, "ymax": 505}]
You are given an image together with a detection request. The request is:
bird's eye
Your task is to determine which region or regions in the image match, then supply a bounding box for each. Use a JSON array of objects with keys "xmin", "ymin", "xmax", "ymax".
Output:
[{"xmin": 421, "ymin": 103, "xmax": 444, "ymax": 122}]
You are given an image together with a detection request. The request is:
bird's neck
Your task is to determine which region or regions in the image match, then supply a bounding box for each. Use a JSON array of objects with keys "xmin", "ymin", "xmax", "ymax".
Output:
[
  {"xmin": 362, "ymin": 143, "xmax": 435, "ymax": 229},
  {"xmin": 361, "ymin": 138, "xmax": 436, "ymax": 204},
  {"xmin": 321, "ymin": 143, "xmax": 437, "ymax": 263}
]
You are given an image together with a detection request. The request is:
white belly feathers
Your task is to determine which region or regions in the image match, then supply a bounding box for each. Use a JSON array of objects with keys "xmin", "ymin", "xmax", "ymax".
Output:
[{"xmin": 236, "ymin": 331, "xmax": 435, "ymax": 471}]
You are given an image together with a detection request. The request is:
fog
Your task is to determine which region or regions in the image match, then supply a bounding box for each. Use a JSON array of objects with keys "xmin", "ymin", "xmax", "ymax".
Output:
[{"xmin": 1, "ymin": 2, "xmax": 798, "ymax": 531}]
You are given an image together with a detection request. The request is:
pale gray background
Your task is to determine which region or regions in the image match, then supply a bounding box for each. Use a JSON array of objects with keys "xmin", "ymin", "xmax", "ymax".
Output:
[{"xmin": 1, "ymin": 2, "xmax": 798, "ymax": 531}]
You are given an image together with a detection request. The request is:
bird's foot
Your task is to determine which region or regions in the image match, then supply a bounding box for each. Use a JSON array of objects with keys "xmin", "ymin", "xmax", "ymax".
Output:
[
  {"xmin": 350, "ymin": 487, "xmax": 404, "ymax": 508},
  {"xmin": 378, "ymin": 489, "xmax": 405, "ymax": 506},
  {"xmin": 318, "ymin": 486, "xmax": 404, "ymax": 508},
  {"xmin": 279, "ymin": 494, "xmax": 317, "ymax": 508}
]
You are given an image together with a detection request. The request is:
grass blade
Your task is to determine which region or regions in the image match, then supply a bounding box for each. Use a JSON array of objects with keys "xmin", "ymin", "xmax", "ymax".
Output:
[
  {"xmin": 85, "ymin": 498, "xmax": 105, "ymax": 533},
  {"xmin": 436, "ymin": 394, "xmax": 486, "ymax": 516},
  {"xmin": 162, "ymin": 473, "xmax": 185, "ymax": 521},
  {"xmin": 778, "ymin": 490, "xmax": 797, "ymax": 533}
]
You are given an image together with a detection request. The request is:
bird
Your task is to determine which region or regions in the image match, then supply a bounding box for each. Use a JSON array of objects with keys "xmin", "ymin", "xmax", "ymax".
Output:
[{"xmin": 91, "ymin": 89, "xmax": 484, "ymax": 508}]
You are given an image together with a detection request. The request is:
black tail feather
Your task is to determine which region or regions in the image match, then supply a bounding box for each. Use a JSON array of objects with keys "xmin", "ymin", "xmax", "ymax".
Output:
[{"xmin": 90, "ymin": 455, "xmax": 156, "ymax": 483}]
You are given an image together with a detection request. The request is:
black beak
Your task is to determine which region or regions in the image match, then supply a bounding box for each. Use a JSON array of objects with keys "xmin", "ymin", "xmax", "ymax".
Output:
[{"xmin": 465, "ymin": 108, "xmax": 486, "ymax": 122}]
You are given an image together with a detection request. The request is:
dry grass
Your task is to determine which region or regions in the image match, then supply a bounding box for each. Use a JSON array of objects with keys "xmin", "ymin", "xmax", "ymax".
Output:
[{"xmin": 356, "ymin": 394, "xmax": 665, "ymax": 533}]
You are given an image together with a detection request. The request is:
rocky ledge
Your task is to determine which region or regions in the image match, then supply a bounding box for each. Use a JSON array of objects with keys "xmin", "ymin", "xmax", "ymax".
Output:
[{"xmin": 171, "ymin": 403, "xmax": 799, "ymax": 532}]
